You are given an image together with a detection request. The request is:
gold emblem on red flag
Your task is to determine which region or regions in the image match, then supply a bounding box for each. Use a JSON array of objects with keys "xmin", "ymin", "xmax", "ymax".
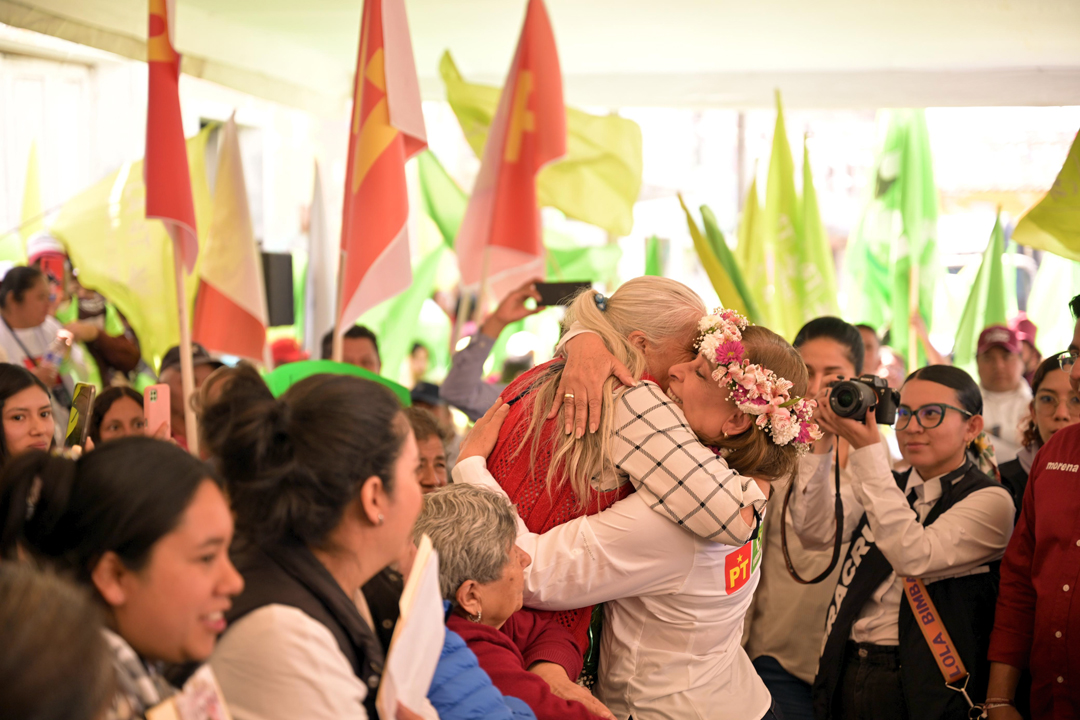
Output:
[
  {"xmin": 504, "ymin": 71, "xmax": 535, "ymax": 163},
  {"xmin": 147, "ymin": 0, "xmax": 178, "ymax": 64}
]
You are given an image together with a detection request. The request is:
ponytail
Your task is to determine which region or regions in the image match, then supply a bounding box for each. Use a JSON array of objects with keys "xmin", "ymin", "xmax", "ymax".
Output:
[
  {"xmin": 215, "ymin": 374, "xmax": 409, "ymax": 547},
  {"xmin": 0, "ymin": 453, "xmax": 76, "ymax": 563}
]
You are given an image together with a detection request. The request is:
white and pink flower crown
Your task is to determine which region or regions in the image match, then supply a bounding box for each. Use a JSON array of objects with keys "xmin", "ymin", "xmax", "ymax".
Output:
[{"xmin": 696, "ymin": 309, "xmax": 822, "ymax": 453}]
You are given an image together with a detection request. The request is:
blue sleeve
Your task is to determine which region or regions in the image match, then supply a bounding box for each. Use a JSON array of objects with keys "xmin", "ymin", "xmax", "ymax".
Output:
[
  {"xmin": 440, "ymin": 333, "xmax": 505, "ymax": 422},
  {"xmin": 428, "ymin": 629, "xmax": 537, "ymax": 720}
]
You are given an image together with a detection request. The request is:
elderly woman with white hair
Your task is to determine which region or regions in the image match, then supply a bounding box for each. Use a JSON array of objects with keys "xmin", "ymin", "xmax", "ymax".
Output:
[{"xmin": 415, "ymin": 484, "xmax": 614, "ymax": 720}]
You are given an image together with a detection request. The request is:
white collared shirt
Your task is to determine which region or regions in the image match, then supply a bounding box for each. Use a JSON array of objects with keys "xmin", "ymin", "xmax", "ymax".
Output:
[
  {"xmin": 454, "ymin": 456, "xmax": 772, "ymax": 720},
  {"xmin": 789, "ymin": 443, "xmax": 1014, "ymax": 645}
]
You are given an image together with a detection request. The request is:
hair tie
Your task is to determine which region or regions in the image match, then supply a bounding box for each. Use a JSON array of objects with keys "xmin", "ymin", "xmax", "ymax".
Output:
[{"xmin": 594, "ymin": 293, "xmax": 607, "ymax": 312}]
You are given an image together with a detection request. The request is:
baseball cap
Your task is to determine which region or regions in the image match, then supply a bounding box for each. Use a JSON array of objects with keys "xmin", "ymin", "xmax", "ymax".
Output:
[
  {"xmin": 410, "ymin": 381, "xmax": 443, "ymax": 408},
  {"xmin": 271, "ymin": 337, "xmax": 309, "ymax": 367},
  {"xmin": 159, "ymin": 342, "xmax": 224, "ymax": 375},
  {"xmin": 977, "ymin": 325, "xmax": 1021, "ymax": 356},
  {"xmin": 1008, "ymin": 313, "xmax": 1038, "ymax": 347}
]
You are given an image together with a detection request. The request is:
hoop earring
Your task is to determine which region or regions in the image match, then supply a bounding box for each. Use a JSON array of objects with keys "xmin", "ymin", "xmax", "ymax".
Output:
[{"xmin": 470, "ymin": 609, "xmax": 482, "ymax": 623}]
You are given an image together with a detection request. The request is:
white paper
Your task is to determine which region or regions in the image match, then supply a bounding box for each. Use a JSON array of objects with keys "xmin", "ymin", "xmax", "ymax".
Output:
[{"xmin": 376, "ymin": 535, "xmax": 445, "ymax": 720}]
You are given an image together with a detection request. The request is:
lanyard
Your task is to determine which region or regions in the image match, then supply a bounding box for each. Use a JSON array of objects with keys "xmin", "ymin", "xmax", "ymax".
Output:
[{"xmin": 2, "ymin": 316, "xmax": 42, "ymax": 367}]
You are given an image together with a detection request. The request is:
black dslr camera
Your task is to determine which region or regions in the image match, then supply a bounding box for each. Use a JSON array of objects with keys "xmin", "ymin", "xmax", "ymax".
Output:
[{"xmin": 828, "ymin": 375, "xmax": 900, "ymax": 425}]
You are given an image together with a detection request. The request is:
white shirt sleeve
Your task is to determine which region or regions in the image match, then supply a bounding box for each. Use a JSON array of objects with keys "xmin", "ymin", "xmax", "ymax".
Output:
[
  {"xmin": 553, "ymin": 321, "xmax": 594, "ymax": 357},
  {"xmin": 846, "ymin": 443, "xmax": 1015, "ymax": 578},
  {"xmin": 211, "ymin": 605, "xmax": 369, "ymax": 720},
  {"xmin": 788, "ymin": 450, "xmax": 865, "ymax": 549},
  {"xmin": 452, "ymin": 457, "xmax": 693, "ymax": 609},
  {"xmin": 612, "ymin": 383, "xmax": 765, "ymax": 545}
]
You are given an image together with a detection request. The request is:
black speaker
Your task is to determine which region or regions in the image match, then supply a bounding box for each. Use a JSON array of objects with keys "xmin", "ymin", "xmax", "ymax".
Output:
[{"xmin": 262, "ymin": 252, "xmax": 295, "ymax": 327}]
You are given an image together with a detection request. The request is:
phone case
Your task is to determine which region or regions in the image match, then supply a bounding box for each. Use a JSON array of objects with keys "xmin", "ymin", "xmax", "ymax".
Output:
[{"xmin": 144, "ymin": 384, "xmax": 171, "ymax": 439}]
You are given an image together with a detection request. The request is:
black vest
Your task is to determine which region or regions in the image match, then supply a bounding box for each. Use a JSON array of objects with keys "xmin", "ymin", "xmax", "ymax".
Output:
[
  {"xmin": 812, "ymin": 463, "xmax": 1002, "ymax": 720},
  {"xmin": 225, "ymin": 537, "xmax": 391, "ymax": 720}
]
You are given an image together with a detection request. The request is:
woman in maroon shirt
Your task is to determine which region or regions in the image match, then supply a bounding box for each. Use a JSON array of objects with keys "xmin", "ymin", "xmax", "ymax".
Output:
[{"xmin": 414, "ymin": 483, "xmax": 614, "ymax": 720}]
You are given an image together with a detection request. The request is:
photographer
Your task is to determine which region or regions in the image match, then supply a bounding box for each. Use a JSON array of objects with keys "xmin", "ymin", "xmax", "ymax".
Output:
[{"xmin": 789, "ymin": 365, "xmax": 1015, "ymax": 720}]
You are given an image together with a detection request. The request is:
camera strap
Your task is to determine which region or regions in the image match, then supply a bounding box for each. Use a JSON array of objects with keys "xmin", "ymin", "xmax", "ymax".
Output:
[{"xmin": 781, "ymin": 443, "xmax": 844, "ymax": 584}]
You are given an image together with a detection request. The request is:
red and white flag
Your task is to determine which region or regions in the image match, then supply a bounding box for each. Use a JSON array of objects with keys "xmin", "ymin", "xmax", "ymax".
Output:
[
  {"xmin": 337, "ymin": 0, "xmax": 427, "ymax": 334},
  {"xmin": 455, "ymin": 0, "xmax": 566, "ymax": 302},
  {"xmin": 193, "ymin": 115, "xmax": 269, "ymax": 362},
  {"xmin": 145, "ymin": 0, "xmax": 198, "ymax": 272}
]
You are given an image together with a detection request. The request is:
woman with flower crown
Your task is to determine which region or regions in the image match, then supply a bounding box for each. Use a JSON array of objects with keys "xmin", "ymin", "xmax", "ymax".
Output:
[{"xmin": 454, "ymin": 279, "xmax": 819, "ymax": 720}]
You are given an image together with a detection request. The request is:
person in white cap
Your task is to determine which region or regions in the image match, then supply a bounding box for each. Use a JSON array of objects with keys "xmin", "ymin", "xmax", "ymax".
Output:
[{"xmin": 976, "ymin": 324, "xmax": 1031, "ymax": 463}]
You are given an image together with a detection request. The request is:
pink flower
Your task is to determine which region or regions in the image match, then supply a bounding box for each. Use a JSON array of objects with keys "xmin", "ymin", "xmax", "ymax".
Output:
[{"xmin": 715, "ymin": 341, "xmax": 745, "ymax": 365}]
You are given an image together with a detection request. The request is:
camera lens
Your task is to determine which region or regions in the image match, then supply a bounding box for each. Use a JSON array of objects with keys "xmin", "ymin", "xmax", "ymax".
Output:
[{"xmin": 829, "ymin": 379, "xmax": 877, "ymax": 421}]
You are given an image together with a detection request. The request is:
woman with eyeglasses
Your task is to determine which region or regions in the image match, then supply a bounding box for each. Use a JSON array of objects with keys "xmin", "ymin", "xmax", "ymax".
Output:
[
  {"xmin": 999, "ymin": 352, "xmax": 1080, "ymax": 516},
  {"xmin": 789, "ymin": 365, "xmax": 1015, "ymax": 720}
]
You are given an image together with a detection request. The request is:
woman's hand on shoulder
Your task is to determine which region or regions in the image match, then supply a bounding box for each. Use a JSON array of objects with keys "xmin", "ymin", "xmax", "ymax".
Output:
[
  {"xmin": 548, "ymin": 333, "xmax": 635, "ymax": 439},
  {"xmin": 458, "ymin": 399, "xmax": 510, "ymax": 462}
]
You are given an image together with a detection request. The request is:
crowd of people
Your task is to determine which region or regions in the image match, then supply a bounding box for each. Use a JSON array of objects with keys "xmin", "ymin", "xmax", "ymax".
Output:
[{"xmin": 0, "ymin": 257, "xmax": 1078, "ymax": 720}]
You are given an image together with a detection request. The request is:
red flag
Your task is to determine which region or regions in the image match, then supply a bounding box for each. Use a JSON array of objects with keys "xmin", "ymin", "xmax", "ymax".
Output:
[
  {"xmin": 455, "ymin": 0, "xmax": 566, "ymax": 302},
  {"xmin": 193, "ymin": 116, "xmax": 269, "ymax": 362},
  {"xmin": 337, "ymin": 0, "xmax": 427, "ymax": 332},
  {"xmin": 145, "ymin": 0, "xmax": 197, "ymax": 272}
]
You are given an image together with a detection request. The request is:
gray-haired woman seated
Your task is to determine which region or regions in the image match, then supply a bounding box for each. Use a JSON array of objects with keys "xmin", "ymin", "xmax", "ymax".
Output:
[{"xmin": 414, "ymin": 484, "xmax": 614, "ymax": 720}]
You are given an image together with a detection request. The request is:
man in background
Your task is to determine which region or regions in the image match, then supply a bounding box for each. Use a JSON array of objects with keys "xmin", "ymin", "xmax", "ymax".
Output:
[
  {"xmin": 320, "ymin": 325, "xmax": 381, "ymax": 375},
  {"xmin": 977, "ymin": 324, "xmax": 1031, "ymax": 463}
]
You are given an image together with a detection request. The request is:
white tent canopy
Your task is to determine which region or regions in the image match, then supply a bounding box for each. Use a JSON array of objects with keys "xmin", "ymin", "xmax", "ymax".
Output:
[{"xmin": 2, "ymin": 0, "xmax": 1079, "ymax": 114}]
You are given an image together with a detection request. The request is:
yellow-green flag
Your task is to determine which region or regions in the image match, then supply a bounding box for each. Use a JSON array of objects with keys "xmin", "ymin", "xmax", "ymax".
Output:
[
  {"xmin": 0, "ymin": 143, "xmax": 40, "ymax": 262},
  {"xmin": 440, "ymin": 51, "xmax": 642, "ymax": 237},
  {"xmin": 761, "ymin": 91, "xmax": 803, "ymax": 339},
  {"xmin": 797, "ymin": 136, "xmax": 840, "ymax": 319},
  {"xmin": 1012, "ymin": 129, "xmax": 1080, "ymax": 260},
  {"xmin": 51, "ymin": 127, "xmax": 215, "ymax": 370},
  {"xmin": 954, "ymin": 212, "xmax": 1010, "ymax": 374},
  {"xmin": 680, "ymin": 194, "xmax": 754, "ymax": 319},
  {"xmin": 737, "ymin": 175, "xmax": 766, "ymax": 309}
]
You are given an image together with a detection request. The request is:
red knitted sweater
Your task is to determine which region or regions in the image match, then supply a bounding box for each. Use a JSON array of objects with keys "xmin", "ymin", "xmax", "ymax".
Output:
[{"xmin": 486, "ymin": 360, "xmax": 635, "ymax": 652}]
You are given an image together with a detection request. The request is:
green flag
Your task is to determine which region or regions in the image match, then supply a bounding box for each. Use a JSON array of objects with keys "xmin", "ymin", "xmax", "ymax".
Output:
[
  {"xmin": 954, "ymin": 213, "xmax": 1009, "ymax": 373},
  {"xmin": 680, "ymin": 194, "xmax": 756, "ymax": 320},
  {"xmin": 797, "ymin": 136, "xmax": 840, "ymax": 319},
  {"xmin": 760, "ymin": 91, "xmax": 803, "ymax": 339},
  {"xmin": 417, "ymin": 150, "xmax": 466, "ymax": 249},
  {"xmin": 546, "ymin": 230, "xmax": 622, "ymax": 282},
  {"xmin": 645, "ymin": 236, "xmax": 663, "ymax": 276},
  {"xmin": 1012, "ymin": 129, "xmax": 1080, "ymax": 260},
  {"xmin": 843, "ymin": 110, "xmax": 939, "ymax": 366},
  {"xmin": 699, "ymin": 205, "xmax": 762, "ymax": 323},
  {"xmin": 440, "ymin": 51, "xmax": 643, "ymax": 236},
  {"xmin": 1026, "ymin": 251, "xmax": 1080, "ymax": 358}
]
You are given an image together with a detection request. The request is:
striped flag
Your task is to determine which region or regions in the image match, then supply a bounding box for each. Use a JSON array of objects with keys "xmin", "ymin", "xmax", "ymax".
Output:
[
  {"xmin": 455, "ymin": 0, "xmax": 567, "ymax": 303},
  {"xmin": 145, "ymin": 0, "xmax": 197, "ymax": 271},
  {"xmin": 337, "ymin": 0, "xmax": 427, "ymax": 335},
  {"xmin": 193, "ymin": 116, "xmax": 269, "ymax": 362}
]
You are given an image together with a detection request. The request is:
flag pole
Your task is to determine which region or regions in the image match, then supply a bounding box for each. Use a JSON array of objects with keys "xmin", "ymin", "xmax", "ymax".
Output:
[
  {"xmin": 908, "ymin": 260, "xmax": 920, "ymax": 375},
  {"xmin": 170, "ymin": 228, "xmax": 200, "ymax": 457},
  {"xmin": 332, "ymin": 248, "xmax": 346, "ymax": 363},
  {"xmin": 451, "ymin": 287, "xmax": 473, "ymax": 351}
]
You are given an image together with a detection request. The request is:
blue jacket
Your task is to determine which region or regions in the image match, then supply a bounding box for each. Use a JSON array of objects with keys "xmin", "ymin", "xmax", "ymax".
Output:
[{"xmin": 428, "ymin": 627, "xmax": 536, "ymax": 720}]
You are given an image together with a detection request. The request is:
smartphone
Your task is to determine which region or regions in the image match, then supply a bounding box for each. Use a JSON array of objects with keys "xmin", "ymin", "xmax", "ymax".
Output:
[
  {"xmin": 143, "ymin": 383, "xmax": 171, "ymax": 439},
  {"xmin": 535, "ymin": 281, "xmax": 592, "ymax": 307},
  {"xmin": 65, "ymin": 383, "xmax": 97, "ymax": 449}
]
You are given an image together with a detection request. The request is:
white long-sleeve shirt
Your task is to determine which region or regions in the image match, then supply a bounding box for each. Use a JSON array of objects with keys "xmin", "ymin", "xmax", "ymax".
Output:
[
  {"xmin": 788, "ymin": 443, "xmax": 1014, "ymax": 645},
  {"xmin": 454, "ymin": 456, "xmax": 772, "ymax": 720}
]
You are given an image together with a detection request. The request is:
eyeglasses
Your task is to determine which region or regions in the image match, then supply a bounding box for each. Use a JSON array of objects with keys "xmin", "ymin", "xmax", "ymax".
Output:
[
  {"xmin": 1058, "ymin": 349, "xmax": 1079, "ymax": 371},
  {"xmin": 896, "ymin": 403, "xmax": 974, "ymax": 431},
  {"xmin": 1035, "ymin": 392, "xmax": 1080, "ymax": 418}
]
